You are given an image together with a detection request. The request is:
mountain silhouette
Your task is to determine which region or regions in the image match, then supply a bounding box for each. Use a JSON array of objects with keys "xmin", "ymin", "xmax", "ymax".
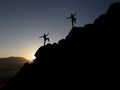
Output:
[
  {"xmin": 1, "ymin": 2, "xmax": 120, "ymax": 89},
  {"xmin": 0, "ymin": 57, "xmax": 29, "ymax": 88}
]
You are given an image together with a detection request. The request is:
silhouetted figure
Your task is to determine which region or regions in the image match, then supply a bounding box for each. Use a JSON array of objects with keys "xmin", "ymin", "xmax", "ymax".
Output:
[
  {"xmin": 39, "ymin": 33, "xmax": 50, "ymax": 45},
  {"xmin": 67, "ymin": 12, "xmax": 77, "ymax": 27}
]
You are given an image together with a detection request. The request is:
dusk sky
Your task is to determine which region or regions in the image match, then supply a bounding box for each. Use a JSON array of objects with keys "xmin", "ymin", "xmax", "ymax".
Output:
[{"xmin": 0, "ymin": 0, "xmax": 119, "ymax": 60}]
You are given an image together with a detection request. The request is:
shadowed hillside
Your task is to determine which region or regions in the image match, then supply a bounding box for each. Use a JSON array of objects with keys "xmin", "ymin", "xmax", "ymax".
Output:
[
  {"xmin": 1, "ymin": 2, "xmax": 120, "ymax": 89},
  {"xmin": 0, "ymin": 57, "xmax": 29, "ymax": 88}
]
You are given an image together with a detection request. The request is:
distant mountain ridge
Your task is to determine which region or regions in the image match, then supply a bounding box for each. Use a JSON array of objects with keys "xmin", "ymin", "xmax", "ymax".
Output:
[
  {"xmin": 0, "ymin": 57, "xmax": 29, "ymax": 88},
  {"xmin": 0, "ymin": 56, "xmax": 29, "ymax": 62},
  {"xmin": 1, "ymin": 2, "xmax": 120, "ymax": 89}
]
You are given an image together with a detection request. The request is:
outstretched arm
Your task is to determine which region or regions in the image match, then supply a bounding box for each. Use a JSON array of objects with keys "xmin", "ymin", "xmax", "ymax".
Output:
[
  {"xmin": 66, "ymin": 16, "xmax": 71, "ymax": 19},
  {"xmin": 39, "ymin": 36, "xmax": 43, "ymax": 38}
]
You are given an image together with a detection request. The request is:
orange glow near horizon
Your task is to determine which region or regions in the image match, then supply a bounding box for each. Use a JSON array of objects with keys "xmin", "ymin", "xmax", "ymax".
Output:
[
  {"xmin": 0, "ymin": 47, "xmax": 38, "ymax": 62},
  {"xmin": 23, "ymin": 51, "xmax": 36, "ymax": 61},
  {"xmin": 30, "ymin": 54, "xmax": 36, "ymax": 61},
  {"xmin": 0, "ymin": 40, "xmax": 41, "ymax": 62}
]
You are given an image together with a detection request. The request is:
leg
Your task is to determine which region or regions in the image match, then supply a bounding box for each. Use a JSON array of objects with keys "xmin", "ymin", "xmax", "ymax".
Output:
[
  {"xmin": 74, "ymin": 18, "xmax": 76, "ymax": 24},
  {"xmin": 72, "ymin": 20, "xmax": 74, "ymax": 27},
  {"xmin": 47, "ymin": 38, "xmax": 50, "ymax": 42},
  {"xmin": 44, "ymin": 40, "xmax": 46, "ymax": 45}
]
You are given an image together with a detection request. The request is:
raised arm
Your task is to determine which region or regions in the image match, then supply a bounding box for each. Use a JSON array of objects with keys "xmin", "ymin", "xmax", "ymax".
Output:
[
  {"xmin": 46, "ymin": 33, "xmax": 49, "ymax": 36},
  {"xmin": 74, "ymin": 12, "xmax": 77, "ymax": 16}
]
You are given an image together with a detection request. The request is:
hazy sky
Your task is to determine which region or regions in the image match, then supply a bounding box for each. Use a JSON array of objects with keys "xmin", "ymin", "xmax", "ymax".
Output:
[{"xmin": 0, "ymin": 0, "xmax": 119, "ymax": 60}]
